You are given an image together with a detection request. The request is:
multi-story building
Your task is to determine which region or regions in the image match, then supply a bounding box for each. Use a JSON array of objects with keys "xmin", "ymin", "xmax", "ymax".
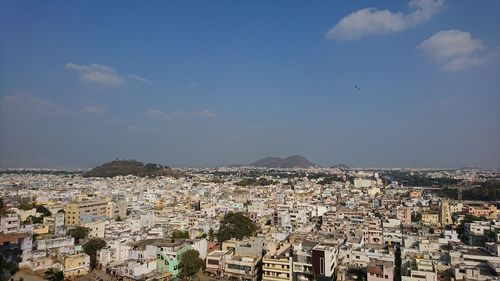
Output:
[
  {"xmin": 292, "ymin": 241, "xmax": 316, "ymax": 281},
  {"xmin": 312, "ymin": 243, "xmax": 339, "ymax": 281},
  {"xmin": 367, "ymin": 260, "xmax": 394, "ymax": 281},
  {"xmin": 64, "ymin": 253, "xmax": 90, "ymax": 278},
  {"xmin": 402, "ymin": 259, "xmax": 437, "ymax": 281},
  {"xmin": 439, "ymin": 200, "xmax": 452, "ymax": 226},
  {"xmin": 421, "ymin": 212, "xmax": 439, "ymax": 226},
  {"xmin": 206, "ymin": 250, "xmax": 230, "ymax": 278},
  {"xmin": 107, "ymin": 200, "xmax": 127, "ymax": 220},
  {"xmin": 64, "ymin": 200, "xmax": 108, "ymax": 226},
  {"xmin": 263, "ymin": 243, "xmax": 293, "ymax": 281},
  {"xmin": 0, "ymin": 212, "xmax": 20, "ymax": 234},
  {"xmin": 225, "ymin": 254, "xmax": 262, "ymax": 281}
]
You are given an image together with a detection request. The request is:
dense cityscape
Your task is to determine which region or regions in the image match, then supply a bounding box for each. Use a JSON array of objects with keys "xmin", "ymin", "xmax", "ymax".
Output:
[
  {"xmin": 1, "ymin": 0, "xmax": 499, "ymax": 281},
  {"xmin": 1, "ymin": 159, "xmax": 500, "ymax": 281}
]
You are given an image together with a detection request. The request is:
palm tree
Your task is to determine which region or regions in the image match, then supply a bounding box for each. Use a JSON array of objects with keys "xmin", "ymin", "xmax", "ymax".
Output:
[{"xmin": 44, "ymin": 268, "xmax": 64, "ymax": 281}]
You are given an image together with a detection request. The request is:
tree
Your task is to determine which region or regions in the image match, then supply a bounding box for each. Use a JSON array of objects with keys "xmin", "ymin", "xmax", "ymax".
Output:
[
  {"xmin": 172, "ymin": 230, "xmax": 189, "ymax": 239},
  {"xmin": 83, "ymin": 238, "xmax": 106, "ymax": 270},
  {"xmin": 208, "ymin": 228, "xmax": 215, "ymax": 242},
  {"xmin": 179, "ymin": 250, "xmax": 204, "ymax": 280},
  {"xmin": 35, "ymin": 204, "xmax": 52, "ymax": 217},
  {"xmin": 216, "ymin": 212, "xmax": 257, "ymax": 242},
  {"xmin": 43, "ymin": 268, "xmax": 64, "ymax": 281},
  {"xmin": 67, "ymin": 227, "xmax": 90, "ymax": 244}
]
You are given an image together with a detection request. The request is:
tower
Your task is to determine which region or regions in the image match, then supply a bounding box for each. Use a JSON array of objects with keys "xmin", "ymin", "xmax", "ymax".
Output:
[{"xmin": 439, "ymin": 200, "xmax": 452, "ymax": 226}]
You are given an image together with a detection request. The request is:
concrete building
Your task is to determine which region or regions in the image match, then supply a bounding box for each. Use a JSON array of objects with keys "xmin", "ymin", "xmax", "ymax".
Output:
[
  {"xmin": 64, "ymin": 200, "xmax": 108, "ymax": 226},
  {"xmin": 64, "ymin": 253, "xmax": 90, "ymax": 278},
  {"xmin": 439, "ymin": 200, "xmax": 452, "ymax": 226},
  {"xmin": 262, "ymin": 243, "xmax": 293, "ymax": 281},
  {"xmin": 367, "ymin": 260, "xmax": 394, "ymax": 281},
  {"xmin": 312, "ymin": 243, "xmax": 339, "ymax": 281}
]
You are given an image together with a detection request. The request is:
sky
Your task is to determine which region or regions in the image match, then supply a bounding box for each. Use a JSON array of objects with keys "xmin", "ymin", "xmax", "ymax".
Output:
[{"xmin": 1, "ymin": 0, "xmax": 499, "ymax": 169}]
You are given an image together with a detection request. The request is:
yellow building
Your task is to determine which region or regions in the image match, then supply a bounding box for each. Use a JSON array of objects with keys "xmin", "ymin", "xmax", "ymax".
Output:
[
  {"xmin": 106, "ymin": 200, "xmax": 127, "ymax": 220},
  {"xmin": 33, "ymin": 225, "xmax": 50, "ymax": 235},
  {"xmin": 421, "ymin": 212, "xmax": 439, "ymax": 226},
  {"xmin": 439, "ymin": 200, "xmax": 452, "ymax": 226},
  {"xmin": 64, "ymin": 200, "xmax": 108, "ymax": 226},
  {"xmin": 63, "ymin": 253, "xmax": 90, "ymax": 278},
  {"xmin": 262, "ymin": 243, "xmax": 293, "ymax": 281}
]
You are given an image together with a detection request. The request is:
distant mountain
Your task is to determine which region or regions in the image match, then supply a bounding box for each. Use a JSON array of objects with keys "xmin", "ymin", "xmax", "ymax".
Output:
[
  {"xmin": 331, "ymin": 164, "xmax": 350, "ymax": 170},
  {"xmin": 83, "ymin": 159, "xmax": 179, "ymax": 178},
  {"xmin": 250, "ymin": 155, "xmax": 316, "ymax": 168}
]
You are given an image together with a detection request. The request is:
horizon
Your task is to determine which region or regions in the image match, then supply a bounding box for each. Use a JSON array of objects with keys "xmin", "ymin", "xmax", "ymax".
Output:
[
  {"xmin": 1, "ymin": 1, "xmax": 500, "ymax": 169},
  {"xmin": 0, "ymin": 154, "xmax": 494, "ymax": 171}
]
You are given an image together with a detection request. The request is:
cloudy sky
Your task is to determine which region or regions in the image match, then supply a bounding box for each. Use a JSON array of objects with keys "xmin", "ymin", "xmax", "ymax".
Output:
[{"xmin": 1, "ymin": 0, "xmax": 499, "ymax": 168}]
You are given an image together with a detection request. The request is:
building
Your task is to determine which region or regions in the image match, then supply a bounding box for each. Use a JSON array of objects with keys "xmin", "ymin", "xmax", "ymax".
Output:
[
  {"xmin": 439, "ymin": 200, "xmax": 452, "ymax": 226},
  {"xmin": 225, "ymin": 254, "xmax": 262, "ymax": 281},
  {"xmin": 64, "ymin": 253, "xmax": 90, "ymax": 278},
  {"xmin": 367, "ymin": 260, "xmax": 394, "ymax": 281},
  {"xmin": 64, "ymin": 200, "xmax": 108, "ymax": 226},
  {"xmin": 312, "ymin": 243, "xmax": 339, "ymax": 281},
  {"xmin": 262, "ymin": 243, "xmax": 293, "ymax": 281},
  {"xmin": 402, "ymin": 259, "xmax": 436, "ymax": 281},
  {"xmin": 206, "ymin": 250, "xmax": 230, "ymax": 278},
  {"xmin": 292, "ymin": 241, "xmax": 316, "ymax": 281},
  {"xmin": 421, "ymin": 213, "xmax": 439, "ymax": 226},
  {"xmin": 107, "ymin": 200, "xmax": 128, "ymax": 220},
  {"xmin": 396, "ymin": 208, "xmax": 412, "ymax": 225},
  {"xmin": 0, "ymin": 212, "xmax": 20, "ymax": 234}
]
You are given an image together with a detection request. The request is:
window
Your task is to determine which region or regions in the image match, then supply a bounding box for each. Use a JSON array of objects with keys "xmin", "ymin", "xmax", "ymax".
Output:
[
  {"xmin": 320, "ymin": 257, "xmax": 325, "ymax": 275},
  {"xmin": 208, "ymin": 259, "xmax": 219, "ymax": 265}
]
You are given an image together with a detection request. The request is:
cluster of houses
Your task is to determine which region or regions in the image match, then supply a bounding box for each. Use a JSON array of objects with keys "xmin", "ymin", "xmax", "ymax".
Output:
[{"xmin": 0, "ymin": 168, "xmax": 499, "ymax": 281}]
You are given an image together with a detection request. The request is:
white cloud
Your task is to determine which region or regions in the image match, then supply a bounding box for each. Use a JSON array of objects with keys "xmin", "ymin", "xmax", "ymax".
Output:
[
  {"xmin": 417, "ymin": 30, "xmax": 497, "ymax": 71},
  {"xmin": 326, "ymin": 0, "xmax": 443, "ymax": 41},
  {"xmin": 417, "ymin": 30, "xmax": 483, "ymax": 61},
  {"xmin": 127, "ymin": 74, "xmax": 151, "ymax": 83},
  {"xmin": 65, "ymin": 63, "xmax": 150, "ymax": 87},
  {"xmin": 146, "ymin": 109, "xmax": 216, "ymax": 119}
]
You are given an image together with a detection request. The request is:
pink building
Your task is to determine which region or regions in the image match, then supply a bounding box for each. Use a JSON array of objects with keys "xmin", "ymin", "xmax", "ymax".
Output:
[{"xmin": 367, "ymin": 260, "xmax": 394, "ymax": 281}]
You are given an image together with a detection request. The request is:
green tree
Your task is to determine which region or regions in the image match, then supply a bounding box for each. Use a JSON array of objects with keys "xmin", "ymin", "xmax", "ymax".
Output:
[
  {"xmin": 23, "ymin": 215, "xmax": 43, "ymax": 224},
  {"xmin": 172, "ymin": 230, "xmax": 189, "ymax": 239},
  {"xmin": 83, "ymin": 238, "xmax": 106, "ymax": 270},
  {"xmin": 216, "ymin": 212, "xmax": 257, "ymax": 242},
  {"xmin": 179, "ymin": 249, "xmax": 204, "ymax": 280},
  {"xmin": 67, "ymin": 227, "xmax": 90, "ymax": 244},
  {"xmin": 35, "ymin": 204, "xmax": 52, "ymax": 217},
  {"xmin": 208, "ymin": 228, "xmax": 215, "ymax": 242},
  {"xmin": 43, "ymin": 268, "xmax": 64, "ymax": 281}
]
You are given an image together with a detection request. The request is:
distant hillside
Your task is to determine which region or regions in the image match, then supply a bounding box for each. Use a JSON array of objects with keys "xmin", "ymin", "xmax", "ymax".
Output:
[
  {"xmin": 83, "ymin": 160, "xmax": 179, "ymax": 178},
  {"xmin": 250, "ymin": 155, "xmax": 316, "ymax": 168}
]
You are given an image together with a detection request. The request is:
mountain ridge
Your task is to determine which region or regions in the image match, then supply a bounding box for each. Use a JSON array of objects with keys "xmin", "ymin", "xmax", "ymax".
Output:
[
  {"xmin": 249, "ymin": 155, "xmax": 316, "ymax": 168},
  {"xmin": 83, "ymin": 159, "xmax": 179, "ymax": 178}
]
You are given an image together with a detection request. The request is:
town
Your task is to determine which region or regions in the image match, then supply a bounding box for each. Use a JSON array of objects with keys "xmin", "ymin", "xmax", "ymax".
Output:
[{"xmin": 1, "ymin": 161, "xmax": 499, "ymax": 281}]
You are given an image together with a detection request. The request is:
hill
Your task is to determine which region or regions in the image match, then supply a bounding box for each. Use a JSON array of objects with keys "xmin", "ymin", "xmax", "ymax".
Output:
[
  {"xmin": 249, "ymin": 155, "xmax": 315, "ymax": 168},
  {"xmin": 83, "ymin": 160, "xmax": 179, "ymax": 178}
]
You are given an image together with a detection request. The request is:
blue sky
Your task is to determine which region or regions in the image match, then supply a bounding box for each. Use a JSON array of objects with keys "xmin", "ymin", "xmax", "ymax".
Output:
[{"xmin": 1, "ymin": 0, "xmax": 499, "ymax": 168}]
